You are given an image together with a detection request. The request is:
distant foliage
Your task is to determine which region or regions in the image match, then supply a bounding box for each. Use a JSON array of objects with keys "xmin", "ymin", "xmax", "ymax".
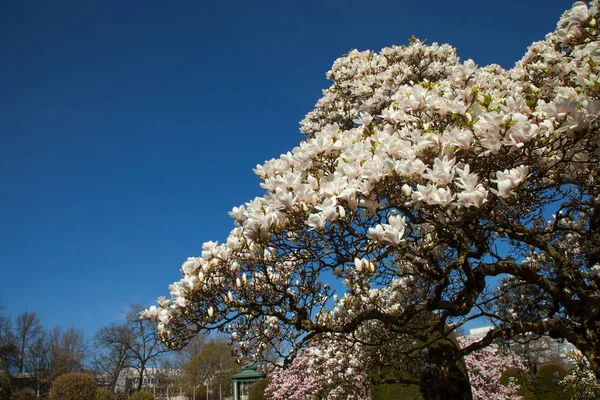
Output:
[
  {"xmin": 0, "ymin": 372, "xmax": 11, "ymax": 400},
  {"xmin": 128, "ymin": 391, "xmax": 154, "ymax": 400},
  {"xmin": 50, "ymin": 372, "xmax": 97, "ymax": 400},
  {"xmin": 12, "ymin": 389, "xmax": 37, "ymax": 400},
  {"xmin": 95, "ymin": 388, "xmax": 115, "ymax": 400}
]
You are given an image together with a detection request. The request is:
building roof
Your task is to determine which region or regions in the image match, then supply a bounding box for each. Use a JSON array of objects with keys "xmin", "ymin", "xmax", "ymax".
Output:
[{"xmin": 231, "ymin": 363, "xmax": 265, "ymax": 382}]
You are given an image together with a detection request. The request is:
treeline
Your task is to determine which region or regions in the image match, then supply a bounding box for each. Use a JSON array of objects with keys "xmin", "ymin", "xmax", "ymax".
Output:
[
  {"xmin": 0, "ymin": 310, "xmax": 86, "ymax": 391},
  {"xmin": 0, "ymin": 303, "xmax": 241, "ymax": 400}
]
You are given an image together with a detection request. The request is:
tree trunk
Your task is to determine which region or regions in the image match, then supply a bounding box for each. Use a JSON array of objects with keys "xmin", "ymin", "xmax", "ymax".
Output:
[
  {"xmin": 419, "ymin": 338, "xmax": 473, "ymax": 400},
  {"xmin": 137, "ymin": 362, "xmax": 146, "ymax": 392},
  {"xmin": 19, "ymin": 338, "xmax": 25, "ymax": 373}
]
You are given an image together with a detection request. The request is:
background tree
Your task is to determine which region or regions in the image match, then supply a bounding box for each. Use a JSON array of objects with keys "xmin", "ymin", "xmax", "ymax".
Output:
[
  {"xmin": 175, "ymin": 331, "xmax": 206, "ymax": 372},
  {"xmin": 144, "ymin": 1, "xmax": 600, "ymax": 393},
  {"xmin": 48, "ymin": 326, "xmax": 88, "ymax": 378},
  {"xmin": 0, "ymin": 309, "xmax": 17, "ymax": 372},
  {"xmin": 93, "ymin": 323, "xmax": 134, "ymax": 392},
  {"xmin": 15, "ymin": 311, "xmax": 42, "ymax": 373},
  {"xmin": 126, "ymin": 305, "xmax": 168, "ymax": 393},
  {"xmin": 182, "ymin": 338, "xmax": 237, "ymax": 400},
  {"xmin": 25, "ymin": 334, "xmax": 52, "ymax": 396}
]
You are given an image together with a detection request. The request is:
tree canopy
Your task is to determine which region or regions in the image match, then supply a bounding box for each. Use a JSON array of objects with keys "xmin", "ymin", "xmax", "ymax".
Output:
[{"xmin": 144, "ymin": 0, "xmax": 600, "ymax": 381}]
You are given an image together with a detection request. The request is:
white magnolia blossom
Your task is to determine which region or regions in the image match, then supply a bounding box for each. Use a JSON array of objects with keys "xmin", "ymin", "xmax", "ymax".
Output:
[{"xmin": 142, "ymin": 1, "xmax": 600, "ymax": 379}]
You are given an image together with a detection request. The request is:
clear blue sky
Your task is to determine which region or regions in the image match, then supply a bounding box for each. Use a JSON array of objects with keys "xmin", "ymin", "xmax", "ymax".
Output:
[{"xmin": 0, "ymin": 0, "xmax": 571, "ymax": 340}]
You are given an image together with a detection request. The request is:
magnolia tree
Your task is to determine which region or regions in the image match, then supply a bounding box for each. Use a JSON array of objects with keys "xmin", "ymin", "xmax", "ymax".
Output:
[
  {"xmin": 264, "ymin": 339, "xmax": 369, "ymax": 400},
  {"xmin": 458, "ymin": 337, "xmax": 524, "ymax": 400},
  {"xmin": 264, "ymin": 336, "xmax": 525, "ymax": 400},
  {"xmin": 144, "ymin": 0, "xmax": 600, "ymax": 389}
]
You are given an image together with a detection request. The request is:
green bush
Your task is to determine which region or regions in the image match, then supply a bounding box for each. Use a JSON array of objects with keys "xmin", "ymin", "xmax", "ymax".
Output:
[
  {"xmin": 12, "ymin": 389, "xmax": 37, "ymax": 400},
  {"xmin": 534, "ymin": 363, "xmax": 572, "ymax": 400},
  {"xmin": 500, "ymin": 367, "xmax": 535, "ymax": 400},
  {"xmin": 95, "ymin": 388, "xmax": 114, "ymax": 400},
  {"xmin": 50, "ymin": 372, "xmax": 97, "ymax": 400},
  {"xmin": 0, "ymin": 372, "xmax": 11, "ymax": 400},
  {"xmin": 128, "ymin": 391, "xmax": 154, "ymax": 400},
  {"xmin": 248, "ymin": 378, "xmax": 270, "ymax": 400}
]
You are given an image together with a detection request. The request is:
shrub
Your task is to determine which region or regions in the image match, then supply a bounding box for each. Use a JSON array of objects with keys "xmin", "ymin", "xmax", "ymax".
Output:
[
  {"xmin": 128, "ymin": 391, "xmax": 154, "ymax": 400},
  {"xmin": 50, "ymin": 372, "xmax": 97, "ymax": 400},
  {"xmin": 248, "ymin": 378, "xmax": 270, "ymax": 400},
  {"xmin": 96, "ymin": 388, "xmax": 114, "ymax": 400},
  {"xmin": 13, "ymin": 389, "xmax": 37, "ymax": 400},
  {"xmin": 534, "ymin": 363, "xmax": 572, "ymax": 400},
  {"xmin": 0, "ymin": 372, "xmax": 11, "ymax": 400}
]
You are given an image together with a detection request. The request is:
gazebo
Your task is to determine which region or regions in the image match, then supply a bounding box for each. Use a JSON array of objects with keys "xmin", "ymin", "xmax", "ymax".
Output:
[{"xmin": 231, "ymin": 363, "xmax": 265, "ymax": 400}]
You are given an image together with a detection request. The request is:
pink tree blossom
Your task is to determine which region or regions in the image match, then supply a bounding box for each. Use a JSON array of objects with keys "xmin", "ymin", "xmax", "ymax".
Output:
[{"xmin": 459, "ymin": 337, "xmax": 525, "ymax": 400}]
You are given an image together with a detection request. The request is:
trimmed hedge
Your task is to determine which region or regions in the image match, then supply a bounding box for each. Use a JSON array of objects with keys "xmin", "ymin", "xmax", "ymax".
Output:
[
  {"xmin": 500, "ymin": 368, "xmax": 535, "ymax": 400},
  {"xmin": 50, "ymin": 373, "xmax": 97, "ymax": 400},
  {"xmin": 534, "ymin": 363, "xmax": 572, "ymax": 400},
  {"xmin": 248, "ymin": 378, "xmax": 270, "ymax": 400},
  {"xmin": 370, "ymin": 381, "xmax": 423, "ymax": 400},
  {"xmin": 128, "ymin": 391, "xmax": 154, "ymax": 400}
]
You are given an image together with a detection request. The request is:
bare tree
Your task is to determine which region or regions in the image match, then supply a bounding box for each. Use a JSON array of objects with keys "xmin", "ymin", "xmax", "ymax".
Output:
[
  {"xmin": 15, "ymin": 311, "xmax": 42, "ymax": 373},
  {"xmin": 126, "ymin": 305, "xmax": 169, "ymax": 392},
  {"xmin": 93, "ymin": 323, "xmax": 134, "ymax": 392},
  {"xmin": 178, "ymin": 332, "xmax": 207, "ymax": 366},
  {"xmin": 0, "ymin": 305, "xmax": 16, "ymax": 372},
  {"xmin": 48, "ymin": 326, "xmax": 88, "ymax": 378},
  {"xmin": 25, "ymin": 335, "xmax": 51, "ymax": 396}
]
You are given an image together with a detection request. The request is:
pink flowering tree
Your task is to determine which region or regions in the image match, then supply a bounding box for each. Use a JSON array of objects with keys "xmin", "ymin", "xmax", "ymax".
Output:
[
  {"xmin": 264, "ymin": 339, "xmax": 369, "ymax": 400},
  {"xmin": 265, "ymin": 335, "xmax": 525, "ymax": 400},
  {"xmin": 143, "ymin": 1, "xmax": 600, "ymax": 396},
  {"xmin": 458, "ymin": 337, "xmax": 525, "ymax": 400},
  {"xmin": 265, "ymin": 349, "xmax": 328, "ymax": 400}
]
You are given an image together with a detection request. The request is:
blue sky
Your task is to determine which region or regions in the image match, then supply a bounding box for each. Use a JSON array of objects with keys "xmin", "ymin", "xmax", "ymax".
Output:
[{"xmin": 1, "ymin": 0, "xmax": 571, "ymax": 341}]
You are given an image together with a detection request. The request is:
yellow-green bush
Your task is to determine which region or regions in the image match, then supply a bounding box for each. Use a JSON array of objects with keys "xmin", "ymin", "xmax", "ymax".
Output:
[
  {"xmin": 95, "ymin": 388, "xmax": 114, "ymax": 400},
  {"xmin": 50, "ymin": 372, "xmax": 97, "ymax": 400},
  {"xmin": 128, "ymin": 391, "xmax": 154, "ymax": 400}
]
